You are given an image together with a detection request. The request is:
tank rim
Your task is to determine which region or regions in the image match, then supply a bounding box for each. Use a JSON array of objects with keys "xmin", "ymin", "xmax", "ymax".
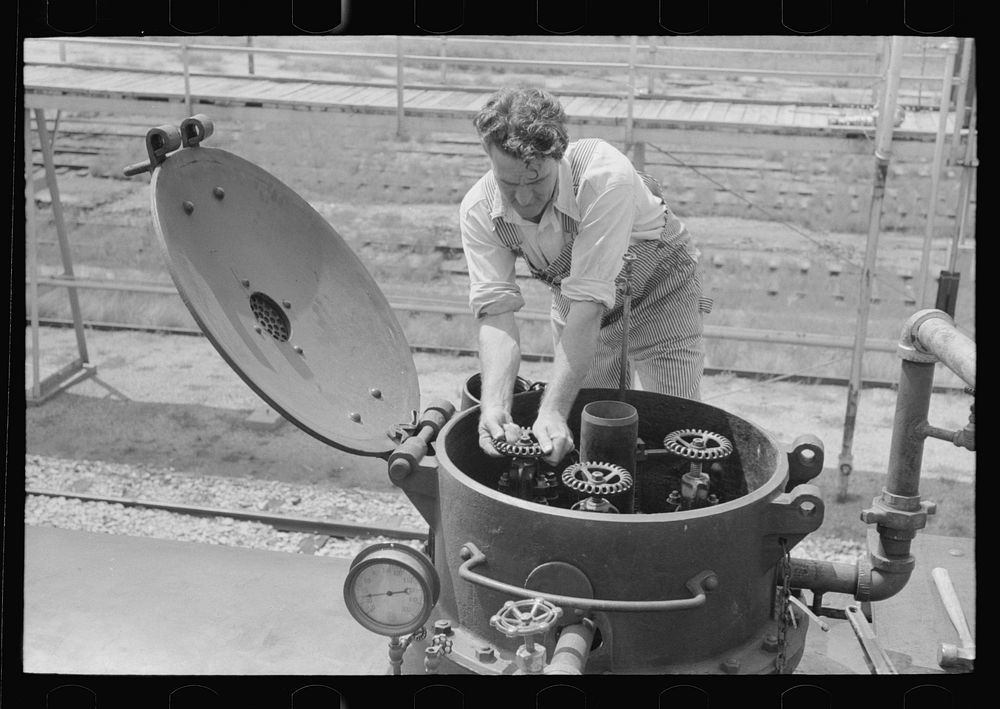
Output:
[{"xmin": 435, "ymin": 389, "xmax": 790, "ymax": 522}]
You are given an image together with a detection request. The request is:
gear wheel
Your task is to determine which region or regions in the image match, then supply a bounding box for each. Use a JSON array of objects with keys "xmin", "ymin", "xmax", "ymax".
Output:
[
  {"xmin": 662, "ymin": 429, "xmax": 733, "ymax": 460},
  {"xmin": 492, "ymin": 428, "xmax": 545, "ymax": 458},
  {"xmin": 561, "ymin": 461, "xmax": 632, "ymax": 496}
]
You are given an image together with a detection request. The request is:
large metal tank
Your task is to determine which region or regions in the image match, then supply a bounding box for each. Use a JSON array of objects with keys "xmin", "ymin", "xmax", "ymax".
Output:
[
  {"xmin": 420, "ymin": 389, "xmax": 825, "ymax": 674},
  {"xmin": 143, "ymin": 116, "xmax": 834, "ymax": 675}
]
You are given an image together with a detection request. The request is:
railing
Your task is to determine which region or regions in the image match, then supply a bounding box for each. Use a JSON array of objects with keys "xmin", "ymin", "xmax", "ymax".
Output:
[{"xmin": 26, "ymin": 35, "xmax": 968, "ymax": 140}]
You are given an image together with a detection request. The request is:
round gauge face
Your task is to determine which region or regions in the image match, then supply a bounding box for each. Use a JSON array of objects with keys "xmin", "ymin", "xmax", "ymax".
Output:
[{"xmin": 347, "ymin": 560, "xmax": 430, "ymax": 634}]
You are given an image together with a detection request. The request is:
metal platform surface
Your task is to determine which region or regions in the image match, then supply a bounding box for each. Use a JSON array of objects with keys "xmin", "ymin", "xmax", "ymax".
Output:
[
  {"xmin": 23, "ymin": 525, "xmax": 974, "ymax": 676},
  {"xmin": 22, "ymin": 525, "xmax": 391, "ymax": 675}
]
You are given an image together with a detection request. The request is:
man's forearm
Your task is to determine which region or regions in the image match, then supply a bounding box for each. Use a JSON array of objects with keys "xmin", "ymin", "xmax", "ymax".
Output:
[
  {"xmin": 539, "ymin": 300, "xmax": 604, "ymax": 418},
  {"xmin": 478, "ymin": 312, "xmax": 521, "ymax": 411}
]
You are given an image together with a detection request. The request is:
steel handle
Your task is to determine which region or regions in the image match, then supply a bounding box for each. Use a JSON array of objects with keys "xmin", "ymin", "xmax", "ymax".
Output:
[{"xmin": 458, "ymin": 543, "xmax": 717, "ymax": 613}]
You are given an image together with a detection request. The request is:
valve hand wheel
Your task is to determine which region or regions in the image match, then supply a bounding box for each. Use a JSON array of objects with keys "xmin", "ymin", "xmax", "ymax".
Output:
[
  {"xmin": 663, "ymin": 429, "xmax": 733, "ymax": 460},
  {"xmin": 561, "ymin": 461, "xmax": 632, "ymax": 496},
  {"xmin": 492, "ymin": 428, "xmax": 545, "ymax": 458},
  {"xmin": 490, "ymin": 598, "xmax": 563, "ymax": 638}
]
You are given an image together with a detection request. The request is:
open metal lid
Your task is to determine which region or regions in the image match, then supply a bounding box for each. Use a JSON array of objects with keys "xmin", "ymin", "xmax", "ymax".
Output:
[{"xmin": 151, "ymin": 145, "xmax": 419, "ymax": 457}]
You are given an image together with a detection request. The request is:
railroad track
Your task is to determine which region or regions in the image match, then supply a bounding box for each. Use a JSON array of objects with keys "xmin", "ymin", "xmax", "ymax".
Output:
[{"xmin": 25, "ymin": 488, "xmax": 428, "ymax": 542}]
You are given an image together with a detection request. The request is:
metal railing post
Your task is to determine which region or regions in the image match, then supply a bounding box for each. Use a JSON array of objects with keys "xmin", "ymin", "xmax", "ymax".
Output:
[
  {"xmin": 916, "ymin": 39, "xmax": 958, "ymax": 307},
  {"xmin": 26, "ymin": 106, "xmax": 41, "ymax": 399},
  {"xmin": 626, "ymin": 36, "xmax": 637, "ymax": 153},
  {"xmin": 440, "ymin": 37, "xmax": 448, "ymax": 84},
  {"xmin": 181, "ymin": 39, "xmax": 193, "ymax": 116},
  {"xmin": 247, "ymin": 36, "xmax": 255, "ymax": 75},
  {"xmin": 837, "ymin": 35, "xmax": 905, "ymax": 501},
  {"xmin": 396, "ymin": 36, "xmax": 405, "ymax": 137},
  {"xmin": 950, "ymin": 38, "xmax": 973, "ymax": 162}
]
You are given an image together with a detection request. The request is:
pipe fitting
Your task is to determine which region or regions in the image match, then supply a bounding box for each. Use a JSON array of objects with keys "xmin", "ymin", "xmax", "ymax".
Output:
[
  {"xmin": 543, "ymin": 621, "xmax": 596, "ymax": 675},
  {"xmin": 898, "ymin": 309, "xmax": 952, "ymax": 363},
  {"xmin": 860, "ymin": 494, "xmax": 935, "ymax": 534}
]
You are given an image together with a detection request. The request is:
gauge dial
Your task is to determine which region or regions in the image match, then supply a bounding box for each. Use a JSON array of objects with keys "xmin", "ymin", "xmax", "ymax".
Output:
[{"xmin": 343, "ymin": 542, "xmax": 439, "ymax": 637}]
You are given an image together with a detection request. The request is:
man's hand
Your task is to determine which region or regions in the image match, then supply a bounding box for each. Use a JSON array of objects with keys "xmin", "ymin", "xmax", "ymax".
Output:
[
  {"xmin": 532, "ymin": 409, "xmax": 575, "ymax": 466},
  {"xmin": 478, "ymin": 406, "xmax": 522, "ymax": 457}
]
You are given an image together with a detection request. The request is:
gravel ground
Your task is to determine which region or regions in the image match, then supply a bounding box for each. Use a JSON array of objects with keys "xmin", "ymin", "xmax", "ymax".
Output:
[
  {"xmin": 24, "ymin": 454, "xmax": 427, "ymax": 559},
  {"xmin": 23, "ymin": 454, "xmax": 867, "ymax": 564}
]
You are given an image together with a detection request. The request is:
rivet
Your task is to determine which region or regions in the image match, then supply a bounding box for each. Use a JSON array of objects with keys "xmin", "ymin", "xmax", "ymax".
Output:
[
  {"xmin": 294, "ymin": 346, "xmax": 304, "ymax": 355},
  {"xmin": 212, "ymin": 186, "xmax": 225, "ymax": 199},
  {"xmin": 370, "ymin": 388, "xmax": 382, "ymax": 399},
  {"xmin": 721, "ymin": 658, "xmax": 740, "ymax": 674},
  {"xmin": 253, "ymin": 325, "xmax": 262, "ymax": 334},
  {"xmin": 282, "ymin": 301, "xmax": 292, "ymax": 309},
  {"xmin": 349, "ymin": 412, "xmax": 362, "ymax": 423},
  {"xmin": 241, "ymin": 279, "xmax": 251, "ymax": 288},
  {"xmin": 182, "ymin": 201, "xmax": 194, "ymax": 214}
]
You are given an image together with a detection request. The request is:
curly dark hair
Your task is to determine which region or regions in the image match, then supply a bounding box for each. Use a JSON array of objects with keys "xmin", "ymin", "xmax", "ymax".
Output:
[{"xmin": 472, "ymin": 87, "xmax": 569, "ymax": 162}]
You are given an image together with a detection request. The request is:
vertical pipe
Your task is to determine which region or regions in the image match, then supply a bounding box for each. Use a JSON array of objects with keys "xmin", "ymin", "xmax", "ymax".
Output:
[
  {"xmin": 26, "ymin": 107, "xmax": 41, "ymax": 399},
  {"xmin": 440, "ymin": 37, "xmax": 447, "ymax": 84},
  {"xmin": 34, "ymin": 108, "xmax": 88, "ymax": 363},
  {"xmin": 949, "ymin": 90, "xmax": 976, "ymax": 271},
  {"xmin": 181, "ymin": 40, "xmax": 192, "ymax": 116},
  {"xmin": 396, "ymin": 36, "xmax": 405, "ymax": 137},
  {"xmin": 579, "ymin": 400, "xmax": 638, "ymax": 513},
  {"xmin": 626, "ymin": 36, "xmax": 637, "ymax": 150},
  {"xmin": 246, "ymin": 36, "xmax": 255, "ymax": 75},
  {"xmin": 837, "ymin": 36, "xmax": 905, "ymax": 501},
  {"xmin": 885, "ymin": 359, "xmax": 935, "ymax": 499},
  {"xmin": 647, "ymin": 38, "xmax": 656, "ymax": 95},
  {"xmin": 915, "ymin": 40, "xmax": 958, "ymax": 308},
  {"xmin": 950, "ymin": 39, "xmax": 972, "ymax": 162}
]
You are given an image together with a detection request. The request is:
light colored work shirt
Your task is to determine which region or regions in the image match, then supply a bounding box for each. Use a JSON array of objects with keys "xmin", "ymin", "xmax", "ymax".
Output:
[{"xmin": 460, "ymin": 139, "xmax": 672, "ymax": 318}]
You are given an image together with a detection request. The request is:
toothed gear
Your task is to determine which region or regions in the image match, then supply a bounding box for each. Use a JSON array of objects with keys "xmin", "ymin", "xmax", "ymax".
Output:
[
  {"xmin": 561, "ymin": 461, "xmax": 632, "ymax": 496},
  {"xmin": 662, "ymin": 429, "xmax": 733, "ymax": 460},
  {"xmin": 492, "ymin": 428, "xmax": 545, "ymax": 458}
]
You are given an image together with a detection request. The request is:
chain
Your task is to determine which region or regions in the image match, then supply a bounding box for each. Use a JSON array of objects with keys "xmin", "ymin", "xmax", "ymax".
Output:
[{"xmin": 775, "ymin": 538, "xmax": 792, "ymax": 673}]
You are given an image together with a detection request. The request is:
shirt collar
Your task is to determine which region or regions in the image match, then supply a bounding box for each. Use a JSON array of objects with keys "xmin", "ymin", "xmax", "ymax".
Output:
[{"xmin": 487, "ymin": 155, "xmax": 580, "ymax": 224}]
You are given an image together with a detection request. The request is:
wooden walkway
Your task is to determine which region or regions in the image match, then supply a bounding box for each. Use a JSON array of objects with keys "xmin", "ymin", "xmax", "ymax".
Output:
[{"xmin": 24, "ymin": 63, "xmax": 954, "ymax": 158}]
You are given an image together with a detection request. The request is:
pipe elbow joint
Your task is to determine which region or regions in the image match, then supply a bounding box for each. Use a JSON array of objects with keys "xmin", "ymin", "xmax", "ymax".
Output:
[{"xmin": 898, "ymin": 309, "xmax": 951, "ymax": 363}]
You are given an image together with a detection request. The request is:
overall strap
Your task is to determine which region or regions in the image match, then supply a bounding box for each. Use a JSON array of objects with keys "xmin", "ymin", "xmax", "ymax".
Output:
[{"xmin": 486, "ymin": 139, "xmax": 603, "ymax": 285}]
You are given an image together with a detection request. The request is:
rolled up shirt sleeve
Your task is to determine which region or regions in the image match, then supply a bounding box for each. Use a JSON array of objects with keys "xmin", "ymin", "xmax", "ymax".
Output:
[
  {"xmin": 559, "ymin": 181, "xmax": 635, "ymax": 310},
  {"xmin": 460, "ymin": 193, "xmax": 525, "ymax": 318}
]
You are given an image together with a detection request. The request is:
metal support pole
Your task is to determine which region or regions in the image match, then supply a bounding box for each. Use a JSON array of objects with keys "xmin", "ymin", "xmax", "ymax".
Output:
[
  {"xmin": 837, "ymin": 36, "xmax": 905, "ymax": 502},
  {"xmin": 647, "ymin": 38, "xmax": 657, "ymax": 95},
  {"xmin": 246, "ymin": 36, "xmax": 255, "ymax": 75},
  {"xmin": 396, "ymin": 36, "xmax": 405, "ymax": 138},
  {"xmin": 949, "ymin": 39, "xmax": 973, "ymax": 163},
  {"xmin": 916, "ymin": 40, "xmax": 958, "ymax": 308},
  {"xmin": 34, "ymin": 108, "xmax": 88, "ymax": 363},
  {"xmin": 440, "ymin": 37, "xmax": 448, "ymax": 84},
  {"xmin": 950, "ymin": 89, "xmax": 977, "ymax": 269},
  {"xmin": 626, "ymin": 36, "xmax": 637, "ymax": 151},
  {"xmin": 26, "ymin": 107, "xmax": 41, "ymax": 399},
  {"xmin": 181, "ymin": 40, "xmax": 192, "ymax": 116}
]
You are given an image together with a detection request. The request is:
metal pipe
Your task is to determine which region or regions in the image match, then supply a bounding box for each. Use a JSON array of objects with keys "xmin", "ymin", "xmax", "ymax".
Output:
[
  {"xmin": 950, "ymin": 89, "xmax": 977, "ymax": 271},
  {"xmin": 837, "ymin": 35, "xmax": 906, "ymax": 500},
  {"xmin": 543, "ymin": 622, "xmax": 595, "ymax": 675},
  {"xmin": 34, "ymin": 108, "xmax": 88, "ymax": 364},
  {"xmin": 950, "ymin": 39, "xmax": 973, "ymax": 161},
  {"xmin": 26, "ymin": 106, "xmax": 41, "ymax": 399},
  {"xmin": 395, "ymin": 36, "xmax": 405, "ymax": 138},
  {"xmin": 903, "ymin": 310, "xmax": 975, "ymax": 388},
  {"xmin": 579, "ymin": 400, "xmax": 639, "ymax": 478},
  {"xmin": 916, "ymin": 40, "xmax": 958, "ymax": 307}
]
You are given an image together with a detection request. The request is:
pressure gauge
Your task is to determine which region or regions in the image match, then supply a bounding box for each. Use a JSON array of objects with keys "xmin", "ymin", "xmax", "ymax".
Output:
[{"xmin": 343, "ymin": 542, "xmax": 440, "ymax": 637}]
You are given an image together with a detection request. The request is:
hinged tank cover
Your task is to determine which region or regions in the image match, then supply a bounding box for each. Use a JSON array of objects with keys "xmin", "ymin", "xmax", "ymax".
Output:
[{"xmin": 151, "ymin": 146, "xmax": 420, "ymax": 457}]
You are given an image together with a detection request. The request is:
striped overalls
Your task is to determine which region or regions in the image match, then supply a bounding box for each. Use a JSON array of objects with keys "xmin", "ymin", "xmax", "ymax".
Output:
[{"xmin": 484, "ymin": 140, "xmax": 709, "ymax": 400}]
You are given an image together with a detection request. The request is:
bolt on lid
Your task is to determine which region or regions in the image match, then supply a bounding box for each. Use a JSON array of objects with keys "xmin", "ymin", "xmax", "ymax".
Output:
[{"xmin": 150, "ymin": 145, "xmax": 419, "ymax": 457}]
